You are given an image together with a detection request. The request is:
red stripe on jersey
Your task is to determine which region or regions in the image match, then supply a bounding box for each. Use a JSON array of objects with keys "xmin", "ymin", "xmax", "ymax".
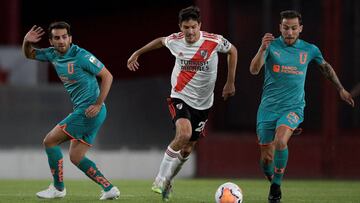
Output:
[
  {"xmin": 169, "ymin": 33, "xmax": 185, "ymax": 40},
  {"xmin": 203, "ymin": 32, "xmax": 219, "ymax": 40},
  {"xmin": 174, "ymin": 40, "xmax": 218, "ymax": 92}
]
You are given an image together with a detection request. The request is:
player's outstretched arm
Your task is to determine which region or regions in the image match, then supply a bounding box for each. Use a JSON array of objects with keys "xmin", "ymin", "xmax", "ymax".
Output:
[
  {"xmin": 222, "ymin": 45, "xmax": 238, "ymax": 101},
  {"xmin": 319, "ymin": 61, "xmax": 355, "ymax": 107},
  {"xmin": 127, "ymin": 37, "xmax": 166, "ymax": 71},
  {"xmin": 249, "ymin": 33, "xmax": 274, "ymax": 75},
  {"xmin": 85, "ymin": 67, "xmax": 113, "ymax": 118},
  {"xmin": 22, "ymin": 25, "xmax": 45, "ymax": 59},
  {"xmin": 350, "ymin": 83, "xmax": 360, "ymax": 98}
]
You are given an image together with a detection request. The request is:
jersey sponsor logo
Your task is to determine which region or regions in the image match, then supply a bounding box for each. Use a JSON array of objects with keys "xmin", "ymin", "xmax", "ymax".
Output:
[
  {"xmin": 299, "ymin": 52, "xmax": 308, "ymax": 64},
  {"xmin": 180, "ymin": 60, "xmax": 209, "ymax": 72},
  {"xmin": 273, "ymin": 65, "xmax": 280, "ymax": 72},
  {"xmin": 272, "ymin": 64, "xmax": 304, "ymax": 75}
]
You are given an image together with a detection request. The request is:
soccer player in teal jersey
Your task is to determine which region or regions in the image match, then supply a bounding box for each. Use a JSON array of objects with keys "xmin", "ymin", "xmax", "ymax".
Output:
[
  {"xmin": 22, "ymin": 22, "xmax": 120, "ymax": 200},
  {"xmin": 249, "ymin": 11, "xmax": 354, "ymax": 203}
]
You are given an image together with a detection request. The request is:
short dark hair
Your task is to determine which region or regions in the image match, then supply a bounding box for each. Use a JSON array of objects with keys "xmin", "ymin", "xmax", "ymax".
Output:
[
  {"xmin": 48, "ymin": 21, "xmax": 71, "ymax": 39},
  {"xmin": 280, "ymin": 10, "xmax": 302, "ymax": 25},
  {"xmin": 178, "ymin": 6, "xmax": 201, "ymax": 24}
]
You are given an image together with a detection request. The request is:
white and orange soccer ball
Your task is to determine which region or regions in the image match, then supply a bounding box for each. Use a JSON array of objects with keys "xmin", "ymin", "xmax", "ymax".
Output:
[{"xmin": 215, "ymin": 182, "xmax": 243, "ymax": 203}]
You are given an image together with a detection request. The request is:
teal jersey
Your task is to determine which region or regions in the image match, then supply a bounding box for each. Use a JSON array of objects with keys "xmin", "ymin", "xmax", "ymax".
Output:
[
  {"xmin": 35, "ymin": 44, "xmax": 104, "ymax": 109},
  {"xmin": 259, "ymin": 36, "xmax": 324, "ymax": 113}
]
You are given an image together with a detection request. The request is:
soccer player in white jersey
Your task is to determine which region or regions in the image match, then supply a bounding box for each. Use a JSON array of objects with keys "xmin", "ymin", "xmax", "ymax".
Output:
[{"xmin": 127, "ymin": 6, "xmax": 238, "ymax": 201}]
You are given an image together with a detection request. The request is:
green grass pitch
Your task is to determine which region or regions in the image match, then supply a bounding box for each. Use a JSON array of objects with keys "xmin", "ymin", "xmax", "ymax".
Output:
[{"xmin": 0, "ymin": 179, "xmax": 359, "ymax": 203}]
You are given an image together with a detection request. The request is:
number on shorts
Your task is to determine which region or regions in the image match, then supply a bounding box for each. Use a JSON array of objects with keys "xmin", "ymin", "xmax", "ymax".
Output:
[{"xmin": 195, "ymin": 120, "xmax": 208, "ymax": 132}]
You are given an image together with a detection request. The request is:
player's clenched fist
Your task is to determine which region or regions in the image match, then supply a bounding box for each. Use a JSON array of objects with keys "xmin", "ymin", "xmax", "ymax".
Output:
[{"xmin": 260, "ymin": 33, "xmax": 274, "ymax": 51}]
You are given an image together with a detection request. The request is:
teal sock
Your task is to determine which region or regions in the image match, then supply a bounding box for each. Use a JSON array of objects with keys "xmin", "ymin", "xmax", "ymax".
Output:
[
  {"xmin": 272, "ymin": 148, "xmax": 289, "ymax": 185},
  {"xmin": 260, "ymin": 159, "xmax": 274, "ymax": 180},
  {"xmin": 77, "ymin": 157, "xmax": 113, "ymax": 191},
  {"xmin": 45, "ymin": 146, "xmax": 64, "ymax": 191}
]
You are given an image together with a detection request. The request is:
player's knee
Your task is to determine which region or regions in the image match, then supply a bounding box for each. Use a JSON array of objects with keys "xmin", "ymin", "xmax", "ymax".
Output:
[
  {"xmin": 69, "ymin": 154, "xmax": 81, "ymax": 165},
  {"xmin": 42, "ymin": 136, "xmax": 53, "ymax": 147},
  {"xmin": 176, "ymin": 121, "xmax": 192, "ymax": 140},
  {"xmin": 274, "ymin": 140, "xmax": 287, "ymax": 150},
  {"xmin": 181, "ymin": 147, "xmax": 192, "ymax": 157},
  {"xmin": 262, "ymin": 154, "xmax": 273, "ymax": 164}
]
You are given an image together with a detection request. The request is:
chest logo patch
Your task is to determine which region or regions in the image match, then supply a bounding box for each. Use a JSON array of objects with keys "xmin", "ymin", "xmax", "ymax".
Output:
[
  {"xmin": 200, "ymin": 50, "xmax": 208, "ymax": 59},
  {"xmin": 67, "ymin": 63, "xmax": 74, "ymax": 74},
  {"xmin": 299, "ymin": 52, "xmax": 308, "ymax": 64}
]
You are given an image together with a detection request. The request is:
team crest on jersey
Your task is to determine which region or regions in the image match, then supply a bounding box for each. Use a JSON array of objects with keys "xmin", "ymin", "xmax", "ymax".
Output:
[
  {"xmin": 176, "ymin": 103, "xmax": 183, "ymax": 110},
  {"xmin": 299, "ymin": 52, "xmax": 308, "ymax": 64},
  {"xmin": 178, "ymin": 52, "xmax": 184, "ymax": 57},
  {"xmin": 200, "ymin": 50, "xmax": 208, "ymax": 59}
]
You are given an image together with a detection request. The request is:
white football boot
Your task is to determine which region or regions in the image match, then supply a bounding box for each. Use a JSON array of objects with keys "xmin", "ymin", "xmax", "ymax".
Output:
[
  {"xmin": 99, "ymin": 186, "xmax": 120, "ymax": 200},
  {"xmin": 36, "ymin": 184, "xmax": 66, "ymax": 199}
]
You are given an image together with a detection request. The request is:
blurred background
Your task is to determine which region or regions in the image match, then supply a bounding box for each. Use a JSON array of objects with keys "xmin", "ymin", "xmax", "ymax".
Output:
[{"xmin": 0, "ymin": 0, "xmax": 359, "ymax": 180}]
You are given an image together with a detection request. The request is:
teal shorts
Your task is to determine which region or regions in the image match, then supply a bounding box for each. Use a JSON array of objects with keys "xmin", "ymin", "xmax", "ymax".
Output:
[
  {"xmin": 58, "ymin": 104, "xmax": 106, "ymax": 146},
  {"xmin": 256, "ymin": 108, "xmax": 303, "ymax": 145}
]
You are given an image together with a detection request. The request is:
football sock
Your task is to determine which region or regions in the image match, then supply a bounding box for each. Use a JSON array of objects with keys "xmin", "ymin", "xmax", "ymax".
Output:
[
  {"xmin": 260, "ymin": 159, "xmax": 274, "ymax": 181},
  {"xmin": 77, "ymin": 157, "xmax": 113, "ymax": 191},
  {"xmin": 272, "ymin": 148, "xmax": 289, "ymax": 185},
  {"xmin": 45, "ymin": 146, "xmax": 64, "ymax": 191},
  {"xmin": 169, "ymin": 153, "xmax": 189, "ymax": 180},
  {"xmin": 156, "ymin": 146, "xmax": 180, "ymax": 183}
]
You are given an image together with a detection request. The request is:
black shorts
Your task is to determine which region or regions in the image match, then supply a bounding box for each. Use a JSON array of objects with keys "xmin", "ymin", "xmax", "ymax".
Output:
[{"xmin": 167, "ymin": 97, "xmax": 210, "ymax": 141}]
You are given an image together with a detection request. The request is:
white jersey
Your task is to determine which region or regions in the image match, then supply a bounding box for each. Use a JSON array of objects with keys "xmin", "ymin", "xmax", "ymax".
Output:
[{"xmin": 164, "ymin": 31, "xmax": 232, "ymax": 110}]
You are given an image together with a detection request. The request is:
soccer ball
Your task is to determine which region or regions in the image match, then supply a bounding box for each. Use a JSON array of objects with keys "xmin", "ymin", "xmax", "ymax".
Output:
[{"xmin": 215, "ymin": 182, "xmax": 243, "ymax": 203}]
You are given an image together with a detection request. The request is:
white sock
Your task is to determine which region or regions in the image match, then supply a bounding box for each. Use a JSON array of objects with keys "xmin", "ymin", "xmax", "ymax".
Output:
[
  {"xmin": 155, "ymin": 146, "xmax": 180, "ymax": 184},
  {"xmin": 170, "ymin": 153, "xmax": 189, "ymax": 180}
]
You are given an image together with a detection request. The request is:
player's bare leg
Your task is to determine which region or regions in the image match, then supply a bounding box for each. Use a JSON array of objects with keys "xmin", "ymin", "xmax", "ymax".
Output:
[
  {"xmin": 69, "ymin": 140, "xmax": 119, "ymax": 200},
  {"xmin": 292, "ymin": 127, "xmax": 303, "ymax": 136},
  {"xmin": 153, "ymin": 118, "xmax": 192, "ymax": 201},
  {"xmin": 260, "ymin": 143, "xmax": 275, "ymax": 182},
  {"xmin": 170, "ymin": 141, "xmax": 196, "ymax": 180},
  {"xmin": 37, "ymin": 126, "xmax": 69, "ymax": 199},
  {"xmin": 268, "ymin": 126, "xmax": 292, "ymax": 203}
]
